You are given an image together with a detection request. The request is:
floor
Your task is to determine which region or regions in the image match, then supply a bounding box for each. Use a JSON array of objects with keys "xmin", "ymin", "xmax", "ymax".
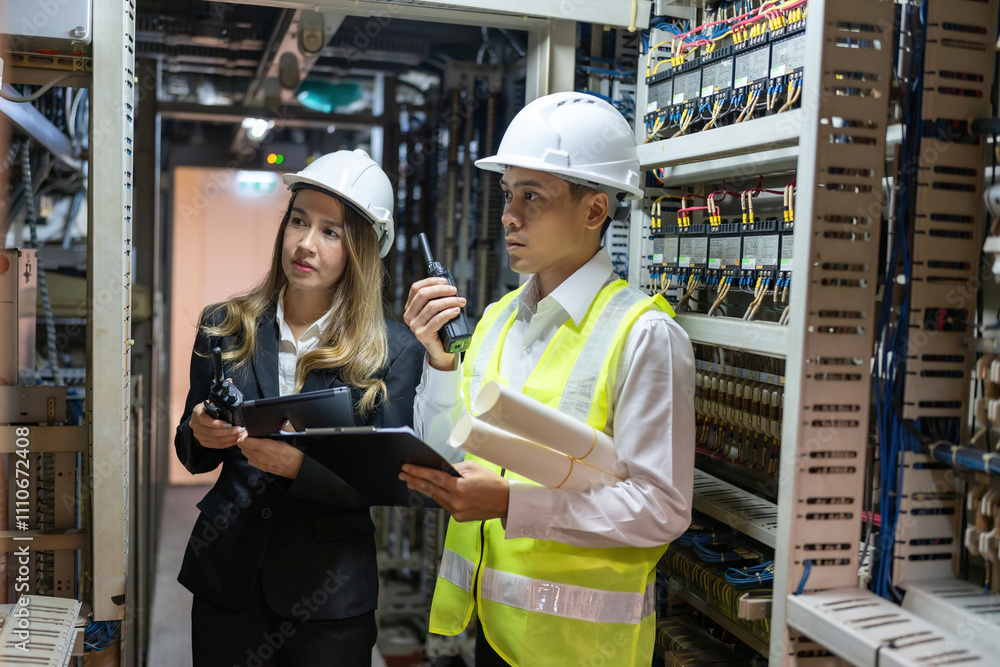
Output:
[
  {"xmin": 146, "ymin": 485, "xmax": 200, "ymax": 667},
  {"xmin": 146, "ymin": 485, "xmax": 387, "ymax": 667}
]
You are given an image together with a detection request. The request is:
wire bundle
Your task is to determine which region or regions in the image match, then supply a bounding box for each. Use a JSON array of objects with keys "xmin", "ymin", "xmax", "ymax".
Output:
[
  {"xmin": 676, "ymin": 525, "xmax": 738, "ymax": 546},
  {"xmin": 693, "ymin": 538, "xmax": 750, "ymax": 563},
  {"xmin": 576, "ymin": 25, "xmax": 639, "ymax": 121},
  {"xmin": 870, "ymin": 0, "xmax": 928, "ymax": 602},
  {"xmin": 724, "ymin": 560, "xmax": 775, "ymax": 587},
  {"xmin": 677, "ymin": 524, "xmax": 762, "ymax": 563},
  {"xmin": 84, "ymin": 620, "xmax": 120, "ymax": 651}
]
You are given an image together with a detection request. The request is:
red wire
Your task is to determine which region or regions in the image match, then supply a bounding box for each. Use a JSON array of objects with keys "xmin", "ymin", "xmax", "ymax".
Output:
[
  {"xmin": 674, "ymin": 2, "xmax": 772, "ymax": 43},
  {"xmin": 733, "ymin": 0, "xmax": 807, "ymax": 31},
  {"xmin": 680, "ymin": 39, "xmax": 712, "ymax": 56},
  {"xmin": 675, "ymin": 18, "xmax": 733, "ymax": 43}
]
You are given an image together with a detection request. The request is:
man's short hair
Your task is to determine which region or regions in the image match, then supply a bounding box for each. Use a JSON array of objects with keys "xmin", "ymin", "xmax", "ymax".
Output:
[
  {"xmin": 567, "ymin": 181, "xmax": 598, "ymax": 202},
  {"xmin": 566, "ymin": 181, "xmax": 614, "ymax": 240}
]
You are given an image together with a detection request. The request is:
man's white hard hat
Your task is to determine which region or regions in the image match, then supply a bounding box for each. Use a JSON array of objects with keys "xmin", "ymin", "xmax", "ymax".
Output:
[{"xmin": 476, "ymin": 91, "xmax": 644, "ymax": 200}]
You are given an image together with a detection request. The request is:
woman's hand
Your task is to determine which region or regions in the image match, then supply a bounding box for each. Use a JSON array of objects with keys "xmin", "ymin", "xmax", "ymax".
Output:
[
  {"xmin": 189, "ymin": 402, "xmax": 244, "ymax": 450},
  {"xmin": 237, "ymin": 435, "xmax": 305, "ymax": 479}
]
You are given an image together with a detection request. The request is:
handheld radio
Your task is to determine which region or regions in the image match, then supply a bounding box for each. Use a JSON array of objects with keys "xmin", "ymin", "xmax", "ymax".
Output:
[
  {"xmin": 418, "ymin": 233, "xmax": 473, "ymax": 354},
  {"xmin": 204, "ymin": 347, "xmax": 246, "ymax": 427}
]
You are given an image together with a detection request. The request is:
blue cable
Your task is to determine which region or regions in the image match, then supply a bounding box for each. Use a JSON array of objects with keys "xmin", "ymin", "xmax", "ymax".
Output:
[
  {"xmin": 578, "ymin": 89, "xmax": 614, "ymax": 104},
  {"xmin": 676, "ymin": 526, "xmax": 738, "ymax": 547},
  {"xmin": 795, "ymin": 560, "xmax": 812, "ymax": 595},
  {"xmin": 84, "ymin": 620, "xmax": 120, "ymax": 651},
  {"xmin": 872, "ymin": 1, "xmax": 926, "ymax": 601},
  {"xmin": 725, "ymin": 561, "xmax": 775, "ymax": 588},
  {"xmin": 693, "ymin": 538, "xmax": 749, "ymax": 563},
  {"xmin": 576, "ymin": 64, "xmax": 634, "ymax": 79}
]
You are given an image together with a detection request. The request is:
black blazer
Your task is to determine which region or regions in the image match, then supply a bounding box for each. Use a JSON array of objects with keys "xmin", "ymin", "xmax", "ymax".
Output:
[{"xmin": 175, "ymin": 304, "xmax": 424, "ymax": 620}]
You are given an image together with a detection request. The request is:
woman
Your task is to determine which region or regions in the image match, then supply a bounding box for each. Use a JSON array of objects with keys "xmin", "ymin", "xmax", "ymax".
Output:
[{"xmin": 175, "ymin": 149, "xmax": 426, "ymax": 666}]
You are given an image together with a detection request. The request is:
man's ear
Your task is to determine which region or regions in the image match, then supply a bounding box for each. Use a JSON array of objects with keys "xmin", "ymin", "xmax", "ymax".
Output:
[{"xmin": 582, "ymin": 191, "xmax": 610, "ymax": 232}]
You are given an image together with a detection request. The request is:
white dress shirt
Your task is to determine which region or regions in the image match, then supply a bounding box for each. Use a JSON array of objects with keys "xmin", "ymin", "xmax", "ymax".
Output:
[
  {"xmin": 413, "ymin": 249, "xmax": 695, "ymax": 549},
  {"xmin": 276, "ymin": 287, "xmax": 336, "ymax": 396}
]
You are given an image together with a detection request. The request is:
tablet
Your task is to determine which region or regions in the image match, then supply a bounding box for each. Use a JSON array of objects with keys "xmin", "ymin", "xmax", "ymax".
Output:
[{"xmin": 241, "ymin": 387, "xmax": 354, "ymax": 437}]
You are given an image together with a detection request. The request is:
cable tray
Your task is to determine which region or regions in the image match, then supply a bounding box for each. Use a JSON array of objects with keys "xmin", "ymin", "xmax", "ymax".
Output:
[{"xmin": 692, "ymin": 469, "xmax": 778, "ymax": 548}]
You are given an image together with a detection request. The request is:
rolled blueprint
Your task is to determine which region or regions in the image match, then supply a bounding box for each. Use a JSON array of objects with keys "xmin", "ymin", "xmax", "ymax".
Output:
[
  {"xmin": 448, "ymin": 416, "xmax": 621, "ymax": 491},
  {"xmin": 472, "ymin": 381, "xmax": 623, "ymax": 477}
]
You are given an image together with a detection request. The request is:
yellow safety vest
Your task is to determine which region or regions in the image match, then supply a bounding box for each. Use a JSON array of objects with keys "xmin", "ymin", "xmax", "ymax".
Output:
[{"xmin": 429, "ymin": 279, "xmax": 676, "ymax": 666}]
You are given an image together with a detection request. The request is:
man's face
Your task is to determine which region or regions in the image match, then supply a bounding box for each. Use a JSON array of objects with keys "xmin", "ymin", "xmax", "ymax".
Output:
[{"xmin": 499, "ymin": 167, "xmax": 601, "ymax": 285}]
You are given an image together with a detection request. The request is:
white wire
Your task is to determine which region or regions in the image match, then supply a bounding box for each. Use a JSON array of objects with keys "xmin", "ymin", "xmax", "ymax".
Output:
[{"xmin": 0, "ymin": 74, "xmax": 79, "ymax": 103}]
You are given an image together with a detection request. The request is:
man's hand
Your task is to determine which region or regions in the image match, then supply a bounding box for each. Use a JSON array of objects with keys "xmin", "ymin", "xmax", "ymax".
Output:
[
  {"xmin": 400, "ymin": 460, "xmax": 509, "ymax": 521},
  {"xmin": 237, "ymin": 435, "xmax": 305, "ymax": 479},
  {"xmin": 403, "ymin": 277, "xmax": 465, "ymax": 371},
  {"xmin": 190, "ymin": 402, "xmax": 243, "ymax": 449}
]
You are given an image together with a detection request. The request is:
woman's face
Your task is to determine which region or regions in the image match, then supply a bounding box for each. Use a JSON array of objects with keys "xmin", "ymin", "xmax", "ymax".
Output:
[{"xmin": 281, "ymin": 189, "xmax": 349, "ymax": 295}]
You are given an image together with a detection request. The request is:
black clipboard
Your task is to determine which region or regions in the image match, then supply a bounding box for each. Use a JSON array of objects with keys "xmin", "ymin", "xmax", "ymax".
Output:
[
  {"xmin": 240, "ymin": 387, "xmax": 354, "ymax": 437},
  {"xmin": 276, "ymin": 426, "xmax": 460, "ymax": 508}
]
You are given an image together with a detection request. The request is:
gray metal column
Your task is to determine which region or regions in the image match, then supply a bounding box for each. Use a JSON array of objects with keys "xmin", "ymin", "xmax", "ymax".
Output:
[
  {"xmin": 127, "ymin": 56, "xmax": 161, "ymax": 665},
  {"xmin": 88, "ymin": 0, "xmax": 136, "ymax": 622},
  {"xmin": 525, "ymin": 19, "xmax": 576, "ymax": 100}
]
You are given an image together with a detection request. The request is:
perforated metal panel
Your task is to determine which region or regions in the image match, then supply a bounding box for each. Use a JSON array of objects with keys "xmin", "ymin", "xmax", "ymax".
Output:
[
  {"xmin": 0, "ymin": 595, "xmax": 80, "ymax": 666},
  {"xmin": 902, "ymin": 0, "xmax": 998, "ymax": 427},
  {"xmin": 788, "ymin": 588, "xmax": 993, "ymax": 666},
  {"xmin": 893, "ymin": 453, "xmax": 962, "ymax": 584},
  {"xmin": 770, "ymin": 1, "xmax": 896, "ymax": 663}
]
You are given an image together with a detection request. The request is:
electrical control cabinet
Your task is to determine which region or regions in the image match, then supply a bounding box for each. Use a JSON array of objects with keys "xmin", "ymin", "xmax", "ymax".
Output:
[
  {"xmin": 0, "ymin": 0, "xmax": 93, "ymax": 50},
  {"xmin": 0, "ymin": 248, "xmax": 37, "ymax": 386},
  {"xmin": 633, "ymin": 0, "xmax": 1000, "ymax": 665}
]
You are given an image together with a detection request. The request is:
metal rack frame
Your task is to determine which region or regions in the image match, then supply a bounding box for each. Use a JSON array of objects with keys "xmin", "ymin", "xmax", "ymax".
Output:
[
  {"xmin": 634, "ymin": 1, "xmax": 898, "ymax": 663},
  {"xmin": 219, "ymin": 0, "xmax": 650, "ymax": 30},
  {"xmin": 87, "ymin": 0, "xmax": 136, "ymax": 622}
]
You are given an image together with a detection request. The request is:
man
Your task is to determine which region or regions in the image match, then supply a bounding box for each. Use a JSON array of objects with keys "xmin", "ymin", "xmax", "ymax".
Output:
[{"xmin": 401, "ymin": 91, "xmax": 694, "ymax": 666}]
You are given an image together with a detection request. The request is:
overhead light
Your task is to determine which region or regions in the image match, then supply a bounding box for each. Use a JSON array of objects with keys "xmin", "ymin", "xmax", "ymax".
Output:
[
  {"xmin": 242, "ymin": 117, "xmax": 274, "ymax": 143},
  {"xmin": 298, "ymin": 11, "xmax": 327, "ymax": 57},
  {"xmin": 296, "ymin": 80, "xmax": 363, "ymax": 114}
]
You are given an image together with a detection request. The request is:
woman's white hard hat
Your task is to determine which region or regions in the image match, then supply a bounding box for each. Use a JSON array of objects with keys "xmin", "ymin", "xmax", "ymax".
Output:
[
  {"xmin": 282, "ymin": 149, "xmax": 395, "ymax": 257},
  {"xmin": 475, "ymin": 91, "xmax": 644, "ymax": 200}
]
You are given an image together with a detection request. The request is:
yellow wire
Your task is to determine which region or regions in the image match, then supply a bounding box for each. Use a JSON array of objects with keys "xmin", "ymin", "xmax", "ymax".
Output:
[
  {"xmin": 645, "ymin": 40, "xmax": 675, "ymax": 78},
  {"xmin": 652, "ymin": 58, "xmax": 673, "ymax": 76}
]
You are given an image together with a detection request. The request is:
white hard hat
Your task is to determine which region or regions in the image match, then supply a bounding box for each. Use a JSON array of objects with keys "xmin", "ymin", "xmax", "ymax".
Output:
[
  {"xmin": 476, "ymin": 91, "xmax": 644, "ymax": 200},
  {"xmin": 282, "ymin": 149, "xmax": 395, "ymax": 257}
]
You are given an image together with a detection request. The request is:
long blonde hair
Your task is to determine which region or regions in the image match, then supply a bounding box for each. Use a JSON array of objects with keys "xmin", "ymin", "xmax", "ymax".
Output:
[{"xmin": 202, "ymin": 190, "xmax": 389, "ymax": 415}]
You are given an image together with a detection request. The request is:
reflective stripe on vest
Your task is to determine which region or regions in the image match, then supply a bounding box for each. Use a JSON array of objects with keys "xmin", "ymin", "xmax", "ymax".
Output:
[
  {"xmin": 469, "ymin": 294, "xmax": 522, "ymax": 407},
  {"xmin": 440, "ymin": 549, "xmax": 655, "ymax": 625},
  {"xmin": 481, "ymin": 569, "xmax": 656, "ymax": 626},
  {"xmin": 558, "ymin": 286, "xmax": 647, "ymax": 422},
  {"xmin": 439, "ymin": 548, "xmax": 475, "ymax": 593}
]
